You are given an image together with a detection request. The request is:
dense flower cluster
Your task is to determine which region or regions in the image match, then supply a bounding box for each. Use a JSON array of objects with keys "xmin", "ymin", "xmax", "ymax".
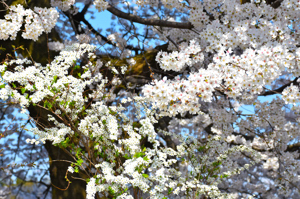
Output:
[
  {"xmin": 48, "ymin": 41, "xmax": 64, "ymax": 51},
  {"xmin": 93, "ymin": 0, "xmax": 109, "ymax": 12},
  {"xmin": 0, "ymin": 5, "xmax": 59, "ymax": 41},
  {"xmin": 156, "ymin": 40, "xmax": 204, "ymax": 72},
  {"xmin": 189, "ymin": 3, "xmax": 210, "ymax": 28},
  {"xmin": 76, "ymin": 33, "xmax": 91, "ymax": 43},
  {"xmin": 282, "ymin": 84, "xmax": 300, "ymax": 104},
  {"xmin": 50, "ymin": 0, "xmax": 75, "ymax": 11}
]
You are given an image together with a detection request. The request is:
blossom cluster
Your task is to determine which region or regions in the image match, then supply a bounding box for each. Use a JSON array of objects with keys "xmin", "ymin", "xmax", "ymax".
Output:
[
  {"xmin": 76, "ymin": 33, "xmax": 91, "ymax": 43},
  {"xmin": 142, "ymin": 68, "xmax": 222, "ymax": 117},
  {"xmin": 156, "ymin": 40, "xmax": 203, "ymax": 72},
  {"xmin": 50, "ymin": 0, "xmax": 75, "ymax": 11},
  {"xmin": 48, "ymin": 41, "xmax": 64, "ymax": 51},
  {"xmin": 282, "ymin": 84, "xmax": 300, "ymax": 104},
  {"xmin": 93, "ymin": 0, "xmax": 109, "ymax": 12},
  {"xmin": 0, "ymin": 5, "xmax": 59, "ymax": 41},
  {"xmin": 189, "ymin": 3, "xmax": 209, "ymax": 28}
]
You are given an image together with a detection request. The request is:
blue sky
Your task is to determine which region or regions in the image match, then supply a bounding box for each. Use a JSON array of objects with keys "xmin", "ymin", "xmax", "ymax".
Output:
[{"xmin": 79, "ymin": 4, "xmax": 112, "ymax": 33}]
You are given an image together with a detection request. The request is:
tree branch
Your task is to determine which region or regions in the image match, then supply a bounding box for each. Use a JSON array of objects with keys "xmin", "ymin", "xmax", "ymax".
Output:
[
  {"xmin": 106, "ymin": 4, "xmax": 194, "ymax": 29},
  {"xmin": 81, "ymin": 0, "xmax": 92, "ymax": 16},
  {"xmin": 259, "ymin": 77, "xmax": 299, "ymax": 96},
  {"xmin": 81, "ymin": 18, "xmax": 141, "ymax": 52}
]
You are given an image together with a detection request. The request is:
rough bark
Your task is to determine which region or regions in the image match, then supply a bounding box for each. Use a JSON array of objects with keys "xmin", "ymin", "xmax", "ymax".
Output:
[
  {"xmin": 44, "ymin": 141, "xmax": 87, "ymax": 199},
  {"xmin": 27, "ymin": 104, "xmax": 88, "ymax": 199}
]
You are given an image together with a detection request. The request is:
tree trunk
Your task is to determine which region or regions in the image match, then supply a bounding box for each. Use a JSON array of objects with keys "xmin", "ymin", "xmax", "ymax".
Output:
[
  {"xmin": 44, "ymin": 141, "xmax": 87, "ymax": 199},
  {"xmin": 27, "ymin": 103, "xmax": 88, "ymax": 199}
]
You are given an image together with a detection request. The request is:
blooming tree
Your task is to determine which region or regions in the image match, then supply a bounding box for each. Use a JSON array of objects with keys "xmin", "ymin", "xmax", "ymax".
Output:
[{"xmin": 0, "ymin": 0, "xmax": 300, "ymax": 198}]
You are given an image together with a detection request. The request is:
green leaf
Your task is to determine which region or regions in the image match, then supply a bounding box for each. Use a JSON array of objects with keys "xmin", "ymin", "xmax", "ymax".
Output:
[
  {"xmin": 142, "ymin": 173, "xmax": 149, "ymax": 178},
  {"xmin": 123, "ymin": 154, "xmax": 131, "ymax": 159},
  {"xmin": 134, "ymin": 152, "xmax": 145, "ymax": 158},
  {"xmin": 198, "ymin": 146, "xmax": 206, "ymax": 152},
  {"xmin": 76, "ymin": 159, "xmax": 83, "ymax": 166},
  {"xmin": 74, "ymin": 166, "xmax": 79, "ymax": 173},
  {"xmin": 69, "ymin": 101, "xmax": 76, "ymax": 107},
  {"xmin": 212, "ymin": 161, "xmax": 222, "ymax": 167},
  {"xmin": 12, "ymin": 83, "xmax": 16, "ymax": 88},
  {"xmin": 108, "ymin": 186, "xmax": 115, "ymax": 195},
  {"xmin": 43, "ymin": 100, "xmax": 48, "ymax": 108},
  {"xmin": 220, "ymin": 174, "xmax": 229, "ymax": 179},
  {"xmin": 0, "ymin": 84, "xmax": 5, "ymax": 89},
  {"xmin": 53, "ymin": 75, "xmax": 58, "ymax": 83},
  {"xmin": 0, "ymin": 46, "xmax": 6, "ymax": 51},
  {"xmin": 21, "ymin": 88, "xmax": 26, "ymax": 94},
  {"xmin": 143, "ymin": 156, "xmax": 149, "ymax": 161}
]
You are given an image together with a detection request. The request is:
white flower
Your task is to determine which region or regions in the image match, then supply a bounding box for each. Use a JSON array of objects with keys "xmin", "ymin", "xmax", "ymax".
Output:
[
  {"xmin": 263, "ymin": 157, "xmax": 279, "ymax": 171},
  {"xmin": 48, "ymin": 41, "xmax": 64, "ymax": 51},
  {"xmin": 93, "ymin": 0, "xmax": 108, "ymax": 12},
  {"xmin": 86, "ymin": 178, "xmax": 97, "ymax": 199},
  {"xmin": 76, "ymin": 34, "xmax": 91, "ymax": 44},
  {"xmin": 50, "ymin": 0, "xmax": 75, "ymax": 11},
  {"xmin": 68, "ymin": 166, "xmax": 74, "ymax": 173},
  {"xmin": 127, "ymin": 58, "xmax": 136, "ymax": 66}
]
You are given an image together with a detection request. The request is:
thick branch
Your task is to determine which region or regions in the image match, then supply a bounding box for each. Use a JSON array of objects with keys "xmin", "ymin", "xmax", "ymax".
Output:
[
  {"xmin": 259, "ymin": 77, "xmax": 299, "ymax": 96},
  {"xmin": 81, "ymin": 0, "xmax": 92, "ymax": 16},
  {"xmin": 267, "ymin": 0, "xmax": 284, "ymax": 8},
  {"xmin": 106, "ymin": 5, "xmax": 194, "ymax": 29},
  {"xmin": 125, "ymin": 75, "xmax": 150, "ymax": 84}
]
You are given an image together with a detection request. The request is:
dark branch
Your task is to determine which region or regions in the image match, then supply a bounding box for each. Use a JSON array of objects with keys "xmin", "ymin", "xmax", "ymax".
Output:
[
  {"xmin": 259, "ymin": 77, "xmax": 299, "ymax": 96},
  {"xmin": 81, "ymin": 18, "xmax": 141, "ymax": 52},
  {"xmin": 106, "ymin": 4, "xmax": 194, "ymax": 29},
  {"xmin": 125, "ymin": 75, "xmax": 151, "ymax": 84},
  {"xmin": 64, "ymin": 7, "xmax": 142, "ymax": 52},
  {"xmin": 81, "ymin": 0, "xmax": 92, "ymax": 16}
]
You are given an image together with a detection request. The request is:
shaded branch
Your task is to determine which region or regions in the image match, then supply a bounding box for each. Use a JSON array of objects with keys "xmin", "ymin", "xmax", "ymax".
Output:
[
  {"xmin": 259, "ymin": 77, "xmax": 299, "ymax": 96},
  {"xmin": 125, "ymin": 75, "xmax": 150, "ymax": 84},
  {"xmin": 81, "ymin": 18, "xmax": 141, "ymax": 52},
  {"xmin": 81, "ymin": 0, "xmax": 92, "ymax": 16},
  {"xmin": 106, "ymin": 4, "xmax": 194, "ymax": 29}
]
